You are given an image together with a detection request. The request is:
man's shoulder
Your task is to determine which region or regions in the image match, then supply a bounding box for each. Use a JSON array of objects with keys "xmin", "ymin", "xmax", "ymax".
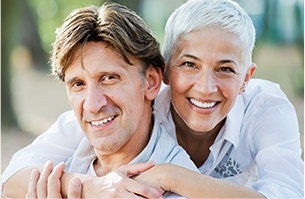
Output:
[
  {"xmin": 152, "ymin": 119, "xmax": 199, "ymax": 172},
  {"xmin": 55, "ymin": 110, "xmax": 79, "ymax": 126}
]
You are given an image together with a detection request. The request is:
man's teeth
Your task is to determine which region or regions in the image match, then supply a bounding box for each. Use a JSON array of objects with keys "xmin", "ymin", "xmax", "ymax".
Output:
[
  {"xmin": 91, "ymin": 116, "xmax": 115, "ymax": 126},
  {"xmin": 190, "ymin": 98, "xmax": 216, "ymax": 109}
]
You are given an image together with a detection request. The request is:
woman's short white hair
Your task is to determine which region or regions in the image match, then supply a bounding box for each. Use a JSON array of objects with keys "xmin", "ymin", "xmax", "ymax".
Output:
[{"xmin": 162, "ymin": 0, "xmax": 256, "ymax": 71}]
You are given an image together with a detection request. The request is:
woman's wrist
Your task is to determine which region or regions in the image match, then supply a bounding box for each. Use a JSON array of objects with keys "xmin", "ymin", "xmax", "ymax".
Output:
[
  {"xmin": 79, "ymin": 174, "xmax": 97, "ymax": 198},
  {"xmin": 158, "ymin": 164, "xmax": 194, "ymax": 194},
  {"xmin": 155, "ymin": 164, "xmax": 176, "ymax": 192},
  {"xmin": 60, "ymin": 172, "xmax": 91, "ymax": 198}
]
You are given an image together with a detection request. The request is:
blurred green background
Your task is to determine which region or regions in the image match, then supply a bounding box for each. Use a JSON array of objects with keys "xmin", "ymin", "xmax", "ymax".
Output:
[{"xmin": 1, "ymin": 0, "xmax": 304, "ymax": 171}]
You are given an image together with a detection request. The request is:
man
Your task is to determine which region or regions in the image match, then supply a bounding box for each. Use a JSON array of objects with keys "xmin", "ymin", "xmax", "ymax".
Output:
[
  {"xmin": 1, "ymin": 3, "xmax": 198, "ymax": 198},
  {"xmin": 26, "ymin": 165, "xmax": 82, "ymax": 198}
]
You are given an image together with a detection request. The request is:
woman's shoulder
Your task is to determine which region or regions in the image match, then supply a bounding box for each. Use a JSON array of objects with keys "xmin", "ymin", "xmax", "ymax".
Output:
[
  {"xmin": 243, "ymin": 78, "xmax": 291, "ymax": 105},
  {"xmin": 246, "ymin": 78, "xmax": 281, "ymax": 94}
]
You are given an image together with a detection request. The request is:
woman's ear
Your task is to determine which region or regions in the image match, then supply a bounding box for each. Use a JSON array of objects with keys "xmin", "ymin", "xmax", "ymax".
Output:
[
  {"xmin": 162, "ymin": 65, "xmax": 170, "ymax": 85},
  {"xmin": 145, "ymin": 66, "xmax": 162, "ymax": 100},
  {"xmin": 239, "ymin": 63, "xmax": 257, "ymax": 94},
  {"xmin": 163, "ymin": 71, "xmax": 169, "ymax": 85}
]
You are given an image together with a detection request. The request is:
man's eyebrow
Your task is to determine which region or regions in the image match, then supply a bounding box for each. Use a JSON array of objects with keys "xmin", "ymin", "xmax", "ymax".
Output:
[{"xmin": 64, "ymin": 77, "xmax": 78, "ymax": 85}]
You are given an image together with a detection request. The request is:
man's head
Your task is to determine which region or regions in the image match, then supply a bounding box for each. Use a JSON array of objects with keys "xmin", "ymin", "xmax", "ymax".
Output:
[
  {"xmin": 51, "ymin": 3, "xmax": 163, "ymax": 159},
  {"xmin": 51, "ymin": 3, "xmax": 164, "ymax": 81}
]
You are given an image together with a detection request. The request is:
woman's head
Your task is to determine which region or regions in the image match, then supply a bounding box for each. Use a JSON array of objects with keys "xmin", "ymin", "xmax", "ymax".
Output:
[
  {"xmin": 162, "ymin": 0, "xmax": 255, "ymax": 73},
  {"xmin": 163, "ymin": 0, "xmax": 256, "ymax": 134},
  {"xmin": 51, "ymin": 3, "xmax": 164, "ymax": 82}
]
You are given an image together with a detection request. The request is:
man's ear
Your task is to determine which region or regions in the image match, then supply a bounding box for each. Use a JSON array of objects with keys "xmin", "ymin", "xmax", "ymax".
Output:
[
  {"xmin": 145, "ymin": 66, "xmax": 162, "ymax": 100},
  {"xmin": 239, "ymin": 63, "xmax": 257, "ymax": 94}
]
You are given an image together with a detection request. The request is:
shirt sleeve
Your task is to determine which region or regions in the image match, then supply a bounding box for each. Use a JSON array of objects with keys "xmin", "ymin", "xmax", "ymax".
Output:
[
  {"xmin": 244, "ymin": 82, "xmax": 304, "ymax": 198},
  {"xmin": 1, "ymin": 110, "xmax": 84, "ymax": 183}
]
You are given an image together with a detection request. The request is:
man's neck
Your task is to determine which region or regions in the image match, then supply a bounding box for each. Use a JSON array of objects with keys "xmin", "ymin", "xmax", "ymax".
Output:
[{"xmin": 93, "ymin": 115, "xmax": 154, "ymax": 176}]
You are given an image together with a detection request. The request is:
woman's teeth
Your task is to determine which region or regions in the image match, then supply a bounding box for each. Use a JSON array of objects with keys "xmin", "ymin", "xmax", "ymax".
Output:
[{"xmin": 190, "ymin": 98, "xmax": 216, "ymax": 109}]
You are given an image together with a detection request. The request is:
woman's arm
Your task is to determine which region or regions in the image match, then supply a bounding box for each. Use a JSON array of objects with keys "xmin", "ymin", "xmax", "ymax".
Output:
[
  {"xmin": 2, "ymin": 166, "xmax": 43, "ymax": 198},
  {"xmin": 2, "ymin": 164, "xmax": 77, "ymax": 198},
  {"xmin": 135, "ymin": 164, "xmax": 265, "ymax": 198},
  {"xmin": 67, "ymin": 162, "xmax": 164, "ymax": 199},
  {"xmin": 2, "ymin": 162, "xmax": 163, "ymax": 199}
]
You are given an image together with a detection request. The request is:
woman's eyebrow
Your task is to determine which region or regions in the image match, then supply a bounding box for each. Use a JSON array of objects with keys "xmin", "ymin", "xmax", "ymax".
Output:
[
  {"xmin": 218, "ymin": 59, "xmax": 237, "ymax": 66},
  {"xmin": 181, "ymin": 54, "xmax": 200, "ymax": 60}
]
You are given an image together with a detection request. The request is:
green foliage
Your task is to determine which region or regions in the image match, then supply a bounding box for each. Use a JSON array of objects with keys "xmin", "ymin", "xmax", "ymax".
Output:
[{"xmin": 27, "ymin": 0, "xmax": 105, "ymax": 54}]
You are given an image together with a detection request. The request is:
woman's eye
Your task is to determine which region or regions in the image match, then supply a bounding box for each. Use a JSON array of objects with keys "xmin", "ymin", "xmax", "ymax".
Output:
[
  {"xmin": 182, "ymin": 61, "xmax": 196, "ymax": 68},
  {"xmin": 219, "ymin": 67, "xmax": 235, "ymax": 73}
]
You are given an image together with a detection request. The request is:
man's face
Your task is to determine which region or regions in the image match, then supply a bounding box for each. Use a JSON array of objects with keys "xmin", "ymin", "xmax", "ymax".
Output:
[{"xmin": 64, "ymin": 42, "xmax": 154, "ymax": 155}]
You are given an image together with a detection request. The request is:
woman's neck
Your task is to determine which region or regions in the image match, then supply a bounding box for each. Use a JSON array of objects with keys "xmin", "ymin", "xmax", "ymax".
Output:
[{"xmin": 170, "ymin": 104, "xmax": 225, "ymax": 167}]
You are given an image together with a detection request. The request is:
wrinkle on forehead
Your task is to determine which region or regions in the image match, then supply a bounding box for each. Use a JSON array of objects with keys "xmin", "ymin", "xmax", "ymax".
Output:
[{"xmin": 174, "ymin": 28, "xmax": 246, "ymax": 71}]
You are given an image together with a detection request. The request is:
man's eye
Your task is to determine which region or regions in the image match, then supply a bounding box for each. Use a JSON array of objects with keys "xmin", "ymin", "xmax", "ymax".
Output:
[
  {"xmin": 67, "ymin": 81, "xmax": 85, "ymax": 91},
  {"xmin": 72, "ymin": 81, "xmax": 84, "ymax": 87},
  {"xmin": 104, "ymin": 75, "xmax": 116, "ymax": 81},
  {"xmin": 102, "ymin": 74, "xmax": 120, "ymax": 84}
]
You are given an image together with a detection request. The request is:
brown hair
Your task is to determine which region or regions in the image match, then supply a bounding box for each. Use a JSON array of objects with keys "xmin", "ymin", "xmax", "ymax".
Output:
[{"xmin": 51, "ymin": 3, "xmax": 164, "ymax": 81}]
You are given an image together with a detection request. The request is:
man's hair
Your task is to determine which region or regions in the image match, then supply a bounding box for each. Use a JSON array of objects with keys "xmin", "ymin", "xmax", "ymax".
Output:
[
  {"xmin": 51, "ymin": 3, "xmax": 164, "ymax": 81},
  {"xmin": 162, "ymin": 0, "xmax": 256, "ymax": 73}
]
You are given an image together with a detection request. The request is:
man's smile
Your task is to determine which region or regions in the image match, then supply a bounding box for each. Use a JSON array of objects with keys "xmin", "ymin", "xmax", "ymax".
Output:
[{"xmin": 90, "ymin": 116, "xmax": 116, "ymax": 127}]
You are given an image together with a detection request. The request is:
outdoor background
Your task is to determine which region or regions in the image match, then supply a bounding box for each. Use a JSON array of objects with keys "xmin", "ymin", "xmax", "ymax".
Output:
[{"xmin": 1, "ymin": 0, "xmax": 304, "ymax": 173}]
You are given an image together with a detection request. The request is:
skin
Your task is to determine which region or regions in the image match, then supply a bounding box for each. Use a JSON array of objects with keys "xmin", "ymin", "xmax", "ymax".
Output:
[
  {"xmin": 25, "ymin": 161, "xmax": 162, "ymax": 199},
  {"xmin": 135, "ymin": 163, "xmax": 264, "ymax": 198},
  {"xmin": 64, "ymin": 42, "xmax": 159, "ymax": 176},
  {"xmin": 25, "ymin": 162, "xmax": 82, "ymax": 199}
]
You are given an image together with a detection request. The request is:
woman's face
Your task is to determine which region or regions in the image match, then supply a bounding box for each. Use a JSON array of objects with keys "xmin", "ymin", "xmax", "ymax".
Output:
[{"xmin": 166, "ymin": 28, "xmax": 256, "ymax": 133}]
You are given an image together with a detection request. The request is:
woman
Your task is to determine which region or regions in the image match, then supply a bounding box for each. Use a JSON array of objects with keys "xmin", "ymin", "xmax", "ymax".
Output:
[
  {"xmin": 2, "ymin": 0, "xmax": 303, "ymax": 198},
  {"xmin": 134, "ymin": 0, "xmax": 303, "ymax": 198}
]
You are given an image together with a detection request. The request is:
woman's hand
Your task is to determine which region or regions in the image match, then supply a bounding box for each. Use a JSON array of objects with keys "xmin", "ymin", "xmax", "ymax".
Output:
[
  {"xmin": 25, "ymin": 160, "xmax": 164, "ymax": 198},
  {"xmin": 26, "ymin": 161, "xmax": 82, "ymax": 199},
  {"xmin": 81, "ymin": 161, "xmax": 164, "ymax": 198},
  {"xmin": 134, "ymin": 164, "xmax": 170, "ymax": 193}
]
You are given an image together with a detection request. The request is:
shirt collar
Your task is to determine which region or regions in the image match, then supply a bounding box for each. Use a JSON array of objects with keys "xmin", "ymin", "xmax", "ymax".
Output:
[
  {"xmin": 128, "ymin": 114, "xmax": 179, "ymax": 165},
  {"xmin": 218, "ymin": 95, "xmax": 245, "ymax": 149}
]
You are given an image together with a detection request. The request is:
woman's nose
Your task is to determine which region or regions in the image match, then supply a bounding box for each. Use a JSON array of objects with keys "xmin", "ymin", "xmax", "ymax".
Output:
[{"xmin": 195, "ymin": 70, "xmax": 217, "ymax": 94}]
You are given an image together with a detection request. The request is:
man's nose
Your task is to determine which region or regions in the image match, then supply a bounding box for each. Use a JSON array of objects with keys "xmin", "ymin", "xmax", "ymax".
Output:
[{"xmin": 83, "ymin": 86, "xmax": 107, "ymax": 114}]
